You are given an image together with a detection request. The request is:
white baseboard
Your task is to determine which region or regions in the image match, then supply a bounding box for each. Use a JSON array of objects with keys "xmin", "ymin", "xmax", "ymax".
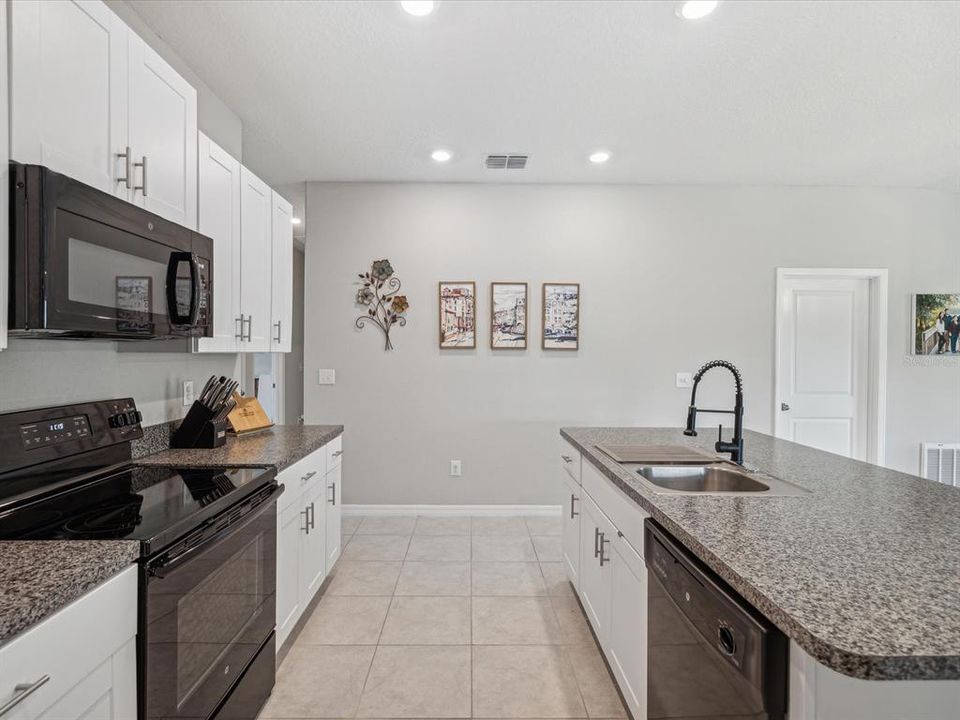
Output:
[{"xmin": 342, "ymin": 504, "xmax": 562, "ymax": 517}]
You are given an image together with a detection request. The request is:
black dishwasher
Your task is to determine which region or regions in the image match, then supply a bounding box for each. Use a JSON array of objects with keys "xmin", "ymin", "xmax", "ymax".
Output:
[{"xmin": 644, "ymin": 519, "xmax": 787, "ymax": 720}]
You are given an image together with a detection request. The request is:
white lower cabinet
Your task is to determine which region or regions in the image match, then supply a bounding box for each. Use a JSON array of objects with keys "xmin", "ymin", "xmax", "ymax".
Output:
[
  {"xmin": 275, "ymin": 438, "xmax": 344, "ymax": 649},
  {"xmin": 607, "ymin": 534, "xmax": 648, "ymax": 720},
  {"xmin": 561, "ymin": 472, "xmax": 580, "ymax": 590},
  {"xmin": 578, "ymin": 492, "xmax": 613, "ymax": 645},
  {"xmin": 0, "ymin": 566, "xmax": 137, "ymax": 720}
]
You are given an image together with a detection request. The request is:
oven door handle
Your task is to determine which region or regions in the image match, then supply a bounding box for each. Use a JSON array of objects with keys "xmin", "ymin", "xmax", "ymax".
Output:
[
  {"xmin": 165, "ymin": 251, "xmax": 201, "ymax": 326},
  {"xmin": 146, "ymin": 484, "xmax": 282, "ymax": 580}
]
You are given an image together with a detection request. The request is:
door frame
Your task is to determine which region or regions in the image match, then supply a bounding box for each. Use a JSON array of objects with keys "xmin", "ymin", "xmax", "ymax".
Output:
[{"xmin": 773, "ymin": 268, "xmax": 889, "ymax": 465}]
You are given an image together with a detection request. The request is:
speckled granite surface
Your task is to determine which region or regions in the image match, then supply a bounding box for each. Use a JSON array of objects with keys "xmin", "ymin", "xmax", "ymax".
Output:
[
  {"xmin": 561, "ymin": 427, "xmax": 960, "ymax": 681},
  {"xmin": 0, "ymin": 541, "xmax": 139, "ymax": 646},
  {"xmin": 136, "ymin": 425, "xmax": 343, "ymax": 471},
  {"xmin": 131, "ymin": 420, "xmax": 176, "ymax": 459}
]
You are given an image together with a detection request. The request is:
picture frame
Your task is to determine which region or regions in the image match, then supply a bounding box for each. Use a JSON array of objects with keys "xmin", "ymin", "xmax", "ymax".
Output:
[
  {"xmin": 115, "ymin": 276, "xmax": 153, "ymax": 333},
  {"xmin": 439, "ymin": 281, "xmax": 477, "ymax": 348},
  {"xmin": 912, "ymin": 293, "xmax": 960, "ymax": 355},
  {"xmin": 542, "ymin": 283, "xmax": 580, "ymax": 350},
  {"xmin": 490, "ymin": 282, "xmax": 528, "ymax": 349}
]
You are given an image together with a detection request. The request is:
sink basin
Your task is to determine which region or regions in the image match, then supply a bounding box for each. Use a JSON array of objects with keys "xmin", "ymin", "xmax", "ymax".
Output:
[
  {"xmin": 635, "ymin": 465, "xmax": 769, "ymax": 492},
  {"xmin": 619, "ymin": 461, "xmax": 811, "ymax": 496}
]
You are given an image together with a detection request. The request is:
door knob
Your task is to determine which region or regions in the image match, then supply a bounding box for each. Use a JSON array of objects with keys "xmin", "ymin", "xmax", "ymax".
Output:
[{"xmin": 780, "ymin": 403, "xmax": 791, "ymax": 411}]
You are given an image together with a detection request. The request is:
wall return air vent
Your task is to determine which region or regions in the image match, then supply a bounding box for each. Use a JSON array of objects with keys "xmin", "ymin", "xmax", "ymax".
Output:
[
  {"xmin": 920, "ymin": 442, "xmax": 959, "ymax": 486},
  {"xmin": 485, "ymin": 154, "xmax": 528, "ymax": 170}
]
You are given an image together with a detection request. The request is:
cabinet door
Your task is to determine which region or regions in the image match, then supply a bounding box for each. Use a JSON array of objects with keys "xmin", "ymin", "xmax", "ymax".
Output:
[
  {"xmin": 325, "ymin": 463, "xmax": 342, "ymax": 574},
  {"xmin": 10, "ymin": 0, "xmax": 128, "ymax": 196},
  {"xmin": 195, "ymin": 133, "xmax": 241, "ymax": 353},
  {"xmin": 276, "ymin": 501, "xmax": 305, "ymax": 649},
  {"xmin": 270, "ymin": 191, "xmax": 294, "ymax": 353},
  {"xmin": 1, "ymin": 4, "xmax": 8, "ymax": 352},
  {"xmin": 561, "ymin": 473, "xmax": 580, "ymax": 590},
  {"xmin": 239, "ymin": 166, "xmax": 273, "ymax": 351},
  {"xmin": 578, "ymin": 493, "xmax": 612, "ymax": 645},
  {"xmin": 299, "ymin": 481, "xmax": 328, "ymax": 604},
  {"xmin": 127, "ymin": 31, "xmax": 197, "ymax": 228},
  {"xmin": 607, "ymin": 536, "xmax": 647, "ymax": 720}
]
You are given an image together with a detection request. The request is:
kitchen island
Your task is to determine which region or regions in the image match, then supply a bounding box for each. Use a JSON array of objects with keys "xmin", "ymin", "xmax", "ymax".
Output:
[{"xmin": 560, "ymin": 427, "xmax": 960, "ymax": 719}]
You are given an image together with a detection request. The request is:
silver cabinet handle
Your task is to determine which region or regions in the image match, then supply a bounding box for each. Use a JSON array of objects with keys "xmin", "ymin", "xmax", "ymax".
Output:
[
  {"xmin": 598, "ymin": 532, "xmax": 610, "ymax": 566},
  {"xmin": 570, "ymin": 493, "xmax": 579, "ymax": 519},
  {"xmin": 235, "ymin": 315, "xmax": 245, "ymax": 340},
  {"xmin": 308, "ymin": 501, "xmax": 316, "ymax": 530},
  {"xmin": 328, "ymin": 481, "xmax": 336, "ymax": 506},
  {"xmin": 274, "ymin": 321, "xmax": 282, "ymax": 344},
  {"xmin": 301, "ymin": 506, "xmax": 310, "ymax": 534},
  {"xmin": 301, "ymin": 470, "xmax": 317, "ymax": 485},
  {"xmin": 332, "ymin": 450, "xmax": 343, "ymax": 458},
  {"xmin": 1, "ymin": 675, "xmax": 51, "ymax": 716},
  {"xmin": 116, "ymin": 146, "xmax": 133, "ymax": 189},
  {"xmin": 561, "ymin": 455, "xmax": 573, "ymax": 464},
  {"xmin": 134, "ymin": 155, "xmax": 148, "ymax": 196},
  {"xmin": 593, "ymin": 526, "xmax": 601, "ymax": 558},
  {"xmin": 244, "ymin": 315, "xmax": 252, "ymax": 341}
]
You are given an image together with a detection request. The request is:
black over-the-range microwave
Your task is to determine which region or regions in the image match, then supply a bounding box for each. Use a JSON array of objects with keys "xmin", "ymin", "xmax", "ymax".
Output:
[{"xmin": 8, "ymin": 162, "xmax": 213, "ymax": 339}]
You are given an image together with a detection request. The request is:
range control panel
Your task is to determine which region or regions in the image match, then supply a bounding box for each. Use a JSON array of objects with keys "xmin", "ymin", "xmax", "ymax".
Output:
[{"xmin": 20, "ymin": 415, "xmax": 92, "ymax": 449}]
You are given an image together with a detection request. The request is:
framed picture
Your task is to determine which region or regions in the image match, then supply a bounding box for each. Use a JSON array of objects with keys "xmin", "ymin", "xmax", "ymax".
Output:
[
  {"xmin": 116, "ymin": 276, "xmax": 153, "ymax": 333},
  {"xmin": 912, "ymin": 293, "xmax": 960, "ymax": 355},
  {"xmin": 491, "ymin": 282, "xmax": 528, "ymax": 349},
  {"xmin": 439, "ymin": 282, "xmax": 476, "ymax": 348},
  {"xmin": 542, "ymin": 283, "xmax": 580, "ymax": 350}
]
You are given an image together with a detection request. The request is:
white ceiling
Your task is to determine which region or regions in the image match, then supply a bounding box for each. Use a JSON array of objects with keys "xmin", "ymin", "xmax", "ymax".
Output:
[{"xmin": 129, "ymin": 0, "xmax": 960, "ymax": 190}]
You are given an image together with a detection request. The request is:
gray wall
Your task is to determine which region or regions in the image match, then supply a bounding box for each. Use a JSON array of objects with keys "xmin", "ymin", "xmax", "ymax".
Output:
[
  {"xmin": 285, "ymin": 248, "xmax": 306, "ymax": 424},
  {"xmin": 0, "ymin": 2, "xmax": 243, "ymax": 426},
  {"xmin": 303, "ymin": 183, "xmax": 960, "ymax": 506}
]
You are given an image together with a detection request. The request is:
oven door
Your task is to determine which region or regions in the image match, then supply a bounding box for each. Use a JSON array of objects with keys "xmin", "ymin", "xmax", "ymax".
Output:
[
  {"xmin": 11, "ymin": 162, "xmax": 211, "ymax": 338},
  {"xmin": 142, "ymin": 487, "xmax": 279, "ymax": 720}
]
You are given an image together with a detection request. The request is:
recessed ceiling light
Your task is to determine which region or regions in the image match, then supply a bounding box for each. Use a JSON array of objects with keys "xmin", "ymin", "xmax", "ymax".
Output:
[
  {"xmin": 291, "ymin": 217, "xmax": 302, "ymax": 226},
  {"xmin": 400, "ymin": 0, "xmax": 435, "ymax": 17},
  {"xmin": 431, "ymin": 149, "xmax": 452, "ymax": 163},
  {"xmin": 677, "ymin": 1, "xmax": 719, "ymax": 20},
  {"xmin": 589, "ymin": 151, "xmax": 611, "ymax": 164}
]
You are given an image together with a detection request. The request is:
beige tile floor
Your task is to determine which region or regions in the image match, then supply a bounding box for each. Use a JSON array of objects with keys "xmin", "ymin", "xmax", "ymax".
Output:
[{"xmin": 258, "ymin": 514, "xmax": 629, "ymax": 720}]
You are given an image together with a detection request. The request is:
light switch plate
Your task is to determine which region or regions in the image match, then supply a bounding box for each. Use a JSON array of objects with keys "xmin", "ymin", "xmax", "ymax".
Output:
[
  {"xmin": 182, "ymin": 380, "xmax": 195, "ymax": 406},
  {"xmin": 318, "ymin": 369, "xmax": 336, "ymax": 385},
  {"xmin": 676, "ymin": 372, "xmax": 693, "ymax": 389}
]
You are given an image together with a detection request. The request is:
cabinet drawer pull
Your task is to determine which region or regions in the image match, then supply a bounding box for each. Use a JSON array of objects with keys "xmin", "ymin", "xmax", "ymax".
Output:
[
  {"xmin": 134, "ymin": 155, "xmax": 148, "ymax": 196},
  {"xmin": 301, "ymin": 470, "xmax": 317, "ymax": 485},
  {"xmin": 598, "ymin": 532, "xmax": 610, "ymax": 566},
  {"xmin": 116, "ymin": 146, "xmax": 133, "ymax": 189},
  {"xmin": 0, "ymin": 675, "xmax": 51, "ymax": 716},
  {"xmin": 569, "ymin": 493, "xmax": 579, "ymax": 519},
  {"xmin": 332, "ymin": 450, "xmax": 343, "ymax": 458},
  {"xmin": 561, "ymin": 455, "xmax": 573, "ymax": 464}
]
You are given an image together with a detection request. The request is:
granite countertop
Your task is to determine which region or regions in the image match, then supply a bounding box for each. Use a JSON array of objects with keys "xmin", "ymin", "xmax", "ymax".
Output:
[
  {"xmin": 561, "ymin": 427, "xmax": 960, "ymax": 682},
  {"xmin": 0, "ymin": 541, "xmax": 140, "ymax": 647},
  {"xmin": 137, "ymin": 424, "xmax": 343, "ymax": 471}
]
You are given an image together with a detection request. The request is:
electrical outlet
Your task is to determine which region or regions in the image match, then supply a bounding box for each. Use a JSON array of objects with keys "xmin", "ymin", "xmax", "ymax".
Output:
[
  {"xmin": 450, "ymin": 460, "xmax": 462, "ymax": 477},
  {"xmin": 182, "ymin": 380, "xmax": 195, "ymax": 406},
  {"xmin": 676, "ymin": 372, "xmax": 693, "ymax": 389},
  {"xmin": 318, "ymin": 368, "xmax": 336, "ymax": 385}
]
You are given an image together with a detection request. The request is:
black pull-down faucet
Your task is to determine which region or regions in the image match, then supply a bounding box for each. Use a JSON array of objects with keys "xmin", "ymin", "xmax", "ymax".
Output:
[{"xmin": 683, "ymin": 360, "xmax": 745, "ymax": 465}]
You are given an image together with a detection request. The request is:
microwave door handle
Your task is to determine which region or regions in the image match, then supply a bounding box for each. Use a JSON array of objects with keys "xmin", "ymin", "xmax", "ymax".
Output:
[
  {"xmin": 146, "ymin": 485, "xmax": 282, "ymax": 580},
  {"xmin": 165, "ymin": 252, "xmax": 201, "ymax": 325}
]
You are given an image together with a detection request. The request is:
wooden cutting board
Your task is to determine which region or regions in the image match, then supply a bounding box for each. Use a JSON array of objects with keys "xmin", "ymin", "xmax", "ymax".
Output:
[{"xmin": 594, "ymin": 444, "xmax": 720, "ymax": 464}]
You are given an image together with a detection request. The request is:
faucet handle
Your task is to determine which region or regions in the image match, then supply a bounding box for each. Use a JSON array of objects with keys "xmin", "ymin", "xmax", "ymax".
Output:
[{"xmin": 717, "ymin": 424, "xmax": 723, "ymax": 443}]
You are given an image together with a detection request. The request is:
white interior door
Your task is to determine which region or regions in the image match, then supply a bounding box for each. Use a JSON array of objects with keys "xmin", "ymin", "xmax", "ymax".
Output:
[{"xmin": 776, "ymin": 276, "xmax": 871, "ymax": 459}]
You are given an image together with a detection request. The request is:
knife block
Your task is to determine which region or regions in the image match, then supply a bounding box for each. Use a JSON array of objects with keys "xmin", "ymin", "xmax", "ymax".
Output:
[{"xmin": 171, "ymin": 401, "xmax": 228, "ymax": 449}]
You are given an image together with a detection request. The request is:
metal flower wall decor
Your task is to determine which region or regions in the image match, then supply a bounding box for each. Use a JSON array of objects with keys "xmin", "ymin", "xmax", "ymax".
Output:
[{"xmin": 355, "ymin": 259, "xmax": 408, "ymax": 350}]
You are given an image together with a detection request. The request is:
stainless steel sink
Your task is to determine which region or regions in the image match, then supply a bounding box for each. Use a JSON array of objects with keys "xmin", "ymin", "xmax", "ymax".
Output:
[{"xmin": 621, "ymin": 462, "xmax": 810, "ymax": 496}]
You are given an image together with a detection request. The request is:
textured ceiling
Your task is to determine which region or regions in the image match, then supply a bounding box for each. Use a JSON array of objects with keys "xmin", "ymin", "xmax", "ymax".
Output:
[{"xmin": 128, "ymin": 0, "xmax": 960, "ymax": 189}]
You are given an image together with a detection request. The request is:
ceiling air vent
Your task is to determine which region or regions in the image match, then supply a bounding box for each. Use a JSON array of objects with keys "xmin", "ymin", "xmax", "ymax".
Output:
[{"xmin": 485, "ymin": 154, "xmax": 528, "ymax": 170}]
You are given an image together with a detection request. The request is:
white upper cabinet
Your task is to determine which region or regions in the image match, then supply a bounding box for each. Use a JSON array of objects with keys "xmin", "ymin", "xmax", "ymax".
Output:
[
  {"xmin": 10, "ymin": 0, "xmax": 128, "ymax": 196},
  {"xmin": 270, "ymin": 191, "xmax": 294, "ymax": 353},
  {"xmin": 240, "ymin": 167, "xmax": 274, "ymax": 352},
  {"xmin": 127, "ymin": 33, "xmax": 197, "ymax": 229},
  {"xmin": 196, "ymin": 133, "xmax": 241, "ymax": 353},
  {"xmin": 9, "ymin": 0, "xmax": 197, "ymax": 229}
]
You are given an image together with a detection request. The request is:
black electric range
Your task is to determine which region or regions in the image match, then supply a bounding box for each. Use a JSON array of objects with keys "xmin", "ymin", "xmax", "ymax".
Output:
[{"xmin": 0, "ymin": 398, "xmax": 281, "ymax": 720}]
